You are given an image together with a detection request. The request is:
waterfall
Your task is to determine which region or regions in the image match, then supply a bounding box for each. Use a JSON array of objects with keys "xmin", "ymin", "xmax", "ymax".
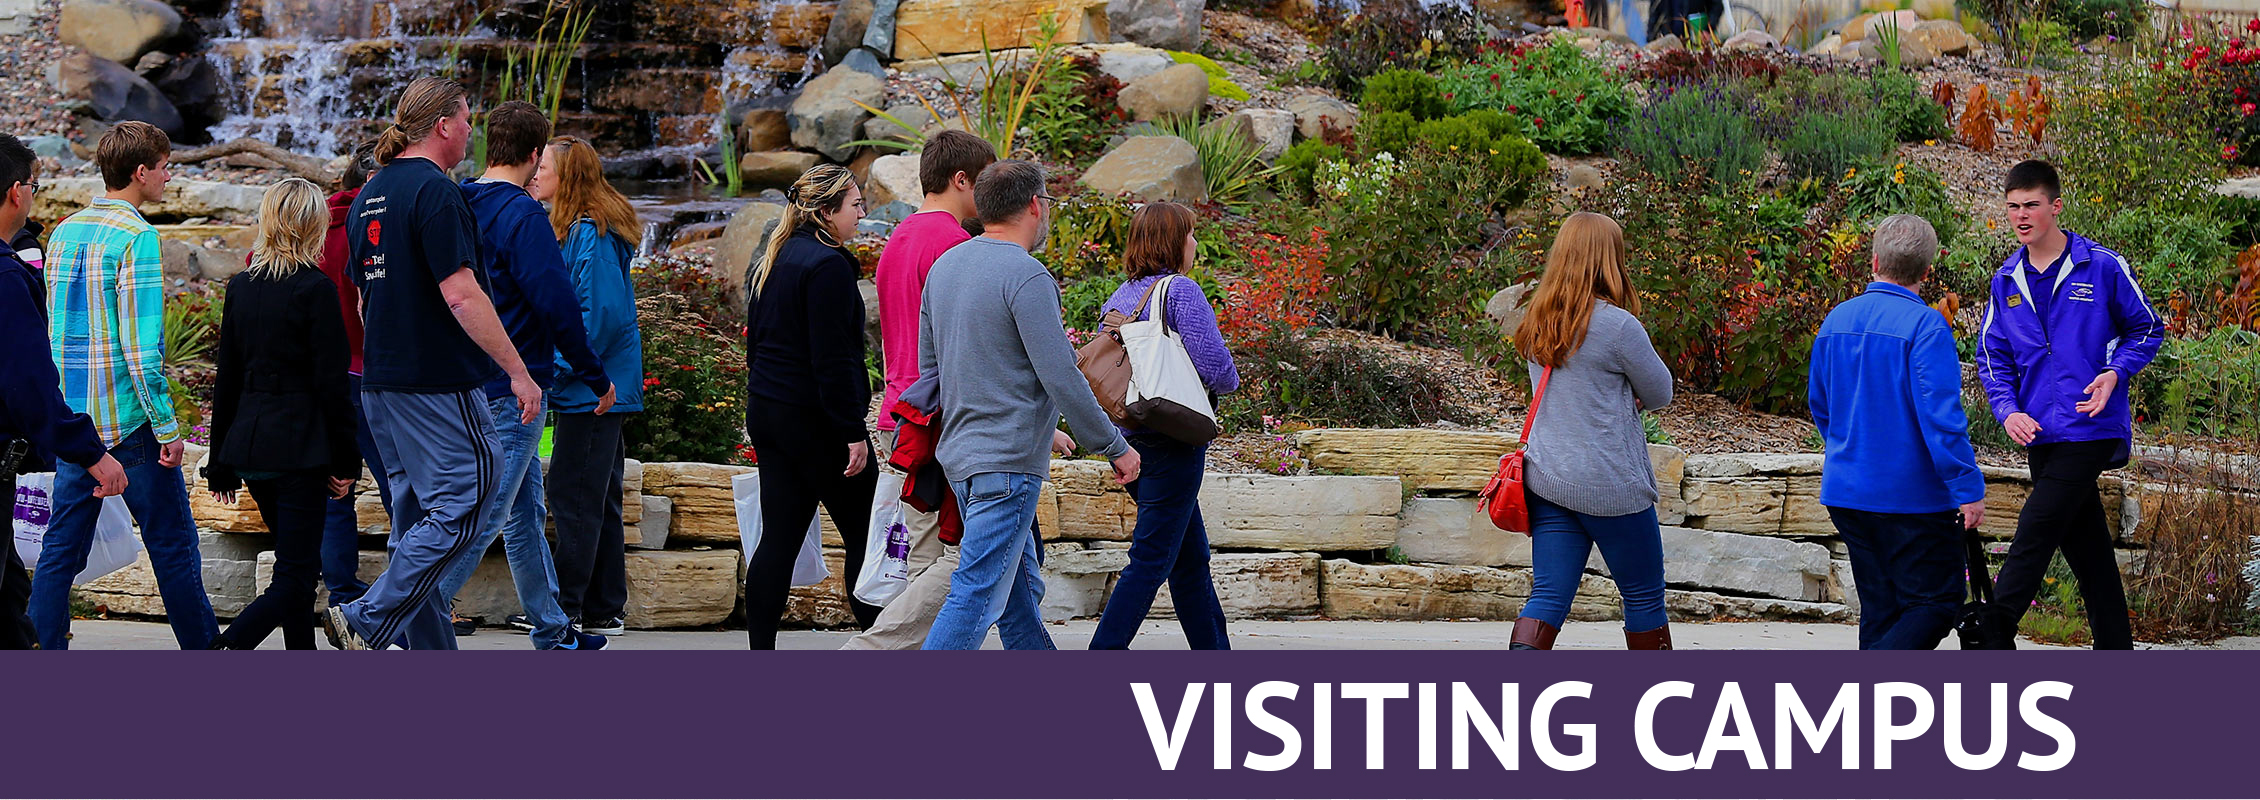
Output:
[{"xmin": 202, "ymin": 0, "xmax": 492, "ymax": 158}]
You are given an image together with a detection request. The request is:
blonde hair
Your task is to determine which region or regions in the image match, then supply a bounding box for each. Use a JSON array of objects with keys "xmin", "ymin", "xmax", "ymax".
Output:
[
  {"xmin": 750, "ymin": 164, "xmax": 859, "ymax": 298},
  {"xmin": 543, "ymin": 136, "xmax": 642, "ymax": 247},
  {"xmin": 247, "ymin": 178, "xmax": 327, "ymax": 281},
  {"xmin": 375, "ymin": 77, "xmax": 468, "ymax": 165},
  {"xmin": 1514, "ymin": 212, "xmax": 1642, "ymax": 368}
]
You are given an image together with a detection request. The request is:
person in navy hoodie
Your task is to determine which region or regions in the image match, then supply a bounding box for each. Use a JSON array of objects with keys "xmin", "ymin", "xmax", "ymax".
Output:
[
  {"xmin": 1809, "ymin": 215, "xmax": 1987, "ymax": 650},
  {"xmin": 0, "ymin": 133, "xmax": 128, "ymax": 649},
  {"xmin": 1979, "ymin": 160, "xmax": 2163, "ymax": 650},
  {"xmin": 427, "ymin": 100, "xmax": 614, "ymax": 651}
]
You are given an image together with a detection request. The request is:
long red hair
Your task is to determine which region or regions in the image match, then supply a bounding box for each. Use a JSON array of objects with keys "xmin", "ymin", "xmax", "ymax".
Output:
[{"xmin": 1514, "ymin": 212, "xmax": 1640, "ymax": 368}]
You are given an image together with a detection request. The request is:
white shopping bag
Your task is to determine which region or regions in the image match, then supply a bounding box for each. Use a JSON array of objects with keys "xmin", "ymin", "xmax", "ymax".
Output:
[
  {"xmin": 732, "ymin": 470, "xmax": 828, "ymax": 586},
  {"xmin": 12, "ymin": 473, "xmax": 143, "ymax": 585},
  {"xmin": 852, "ymin": 471, "xmax": 912, "ymax": 607}
]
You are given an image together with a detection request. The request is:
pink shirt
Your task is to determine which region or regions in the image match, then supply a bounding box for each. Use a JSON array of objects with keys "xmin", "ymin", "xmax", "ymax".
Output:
[{"xmin": 873, "ymin": 210, "xmax": 970, "ymax": 430}]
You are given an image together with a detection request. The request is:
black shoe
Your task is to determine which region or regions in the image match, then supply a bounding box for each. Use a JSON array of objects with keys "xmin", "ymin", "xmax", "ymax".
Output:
[
  {"xmin": 581, "ymin": 616, "xmax": 625, "ymax": 636},
  {"xmin": 452, "ymin": 615, "xmax": 479, "ymax": 636},
  {"xmin": 506, "ymin": 614, "xmax": 535, "ymax": 632}
]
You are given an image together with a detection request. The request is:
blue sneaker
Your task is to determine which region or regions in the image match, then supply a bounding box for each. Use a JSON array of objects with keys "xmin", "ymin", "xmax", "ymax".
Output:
[{"xmin": 547, "ymin": 630, "xmax": 609, "ymax": 650}]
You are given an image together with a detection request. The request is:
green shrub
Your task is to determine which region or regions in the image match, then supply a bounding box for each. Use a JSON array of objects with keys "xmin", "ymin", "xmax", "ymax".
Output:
[
  {"xmin": 1059, "ymin": 275, "xmax": 1118, "ymax": 332},
  {"xmin": 1360, "ymin": 68, "xmax": 1446, "ymax": 119},
  {"xmin": 1356, "ymin": 109, "xmax": 1419, "ymax": 156},
  {"xmin": 1434, "ymin": 40, "xmax": 1632, "ymax": 154},
  {"xmin": 625, "ymin": 294, "xmax": 749, "ymax": 465},
  {"xmin": 1022, "ymin": 57, "xmax": 1118, "ymax": 161},
  {"xmin": 1871, "ymin": 70, "xmax": 1949, "ymax": 142},
  {"xmin": 2057, "ymin": 60, "xmax": 2227, "ymax": 220},
  {"xmin": 1841, "ymin": 157, "xmax": 1969, "ymax": 249},
  {"xmin": 1319, "ymin": 147, "xmax": 1535, "ymax": 336},
  {"xmin": 1156, "ymin": 113, "xmax": 1283, "ymax": 209},
  {"xmin": 1616, "ymin": 82, "xmax": 1765, "ymax": 188},
  {"xmin": 2134, "ymin": 326, "xmax": 2260, "ymax": 438},
  {"xmin": 2082, "ymin": 206, "xmax": 2240, "ymax": 320},
  {"xmin": 1274, "ymin": 138, "xmax": 1347, "ymax": 201},
  {"xmin": 1318, "ymin": 0, "xmax": 1487, "ymax": 95},
  {"xmin": 1413, "ymin": 115, "xmax": 1490, "ymax": 152},
  {"xmin": 1777, "ymin": 105, "xmax": 1893, "ymax": 184},
  {"xmin": 1043, "ymin": 193, "xmax": 1135, "ymax": 281},
  {"xmin": 1459, "ymin": 107, "xmax": 1523, "ymax": 139},
  {"xmin": 2051, "ymin": 0, "xmax": 2142, "ymax": 39}
]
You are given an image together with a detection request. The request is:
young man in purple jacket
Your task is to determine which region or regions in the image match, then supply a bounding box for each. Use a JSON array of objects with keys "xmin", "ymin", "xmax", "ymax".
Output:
[{"xmin": 1979, "ymin": 160, "xmax": 2164, "ymax": 650}]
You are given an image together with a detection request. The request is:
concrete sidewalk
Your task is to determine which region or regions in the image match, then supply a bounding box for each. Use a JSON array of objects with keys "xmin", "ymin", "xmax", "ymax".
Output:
[{"xmin": 51, "ymin": 617, "xmax": 2257, "ymax": 650}]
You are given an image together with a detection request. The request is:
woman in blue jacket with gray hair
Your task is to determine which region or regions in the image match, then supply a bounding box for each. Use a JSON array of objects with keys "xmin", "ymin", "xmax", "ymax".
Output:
[{"xmin": 532, "ymin": 135, "xmax": 645, "ymax": 636}]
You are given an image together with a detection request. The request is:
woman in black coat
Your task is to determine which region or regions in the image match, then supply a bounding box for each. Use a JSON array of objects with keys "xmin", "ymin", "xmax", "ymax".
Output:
[
  {"xmin": 203, "ymin": 178, "xmax": 360, "ymax": 650},
  {"xmin": 740, "ymin": 164, "xmax": 875, "ymax": 649}
]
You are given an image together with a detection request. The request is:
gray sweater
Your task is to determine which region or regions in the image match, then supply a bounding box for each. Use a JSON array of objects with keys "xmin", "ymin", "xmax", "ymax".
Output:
[
  {"xmin": 920, "ymin": 236, "xmax": 1130, "ymax": 480},
  {"xmin": 1522, "ymin": 301, "xmax": 1675, "ymax": 517}
]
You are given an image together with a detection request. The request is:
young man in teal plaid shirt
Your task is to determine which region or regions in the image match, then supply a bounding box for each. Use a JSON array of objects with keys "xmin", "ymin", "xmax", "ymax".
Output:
[{"xmin": 29, "ymin": 121, "xmax": 217, "ymax": 649}]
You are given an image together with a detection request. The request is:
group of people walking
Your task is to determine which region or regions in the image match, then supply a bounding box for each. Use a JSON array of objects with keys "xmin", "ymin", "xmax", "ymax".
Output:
[
  {"xmin": 0, "ymin": 74, "xmax": 2159, "ymax": 651},
  {"xmin": 1, "ymin": 78, "xmax": 647, "ymax": 650}
]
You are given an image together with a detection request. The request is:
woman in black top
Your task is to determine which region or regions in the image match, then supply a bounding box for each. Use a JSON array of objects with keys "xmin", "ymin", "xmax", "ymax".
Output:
[
  {"xmin": 204, "ymin": 178, "xmax": 360, "ymax": 649},
  {"xmin": 742, "ymin": 164, "xmax": 874, "ymax": 649}
]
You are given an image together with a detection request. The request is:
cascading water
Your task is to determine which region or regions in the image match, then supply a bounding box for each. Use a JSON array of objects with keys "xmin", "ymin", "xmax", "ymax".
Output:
[{"xmin": 203, "ymin": 0, "xmax": 492, "ymax": 158}]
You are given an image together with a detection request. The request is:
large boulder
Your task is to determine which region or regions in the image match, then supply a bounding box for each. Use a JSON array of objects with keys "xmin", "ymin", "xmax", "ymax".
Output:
[
  {"xmin": 147, "ymin": 55, "xmax": 228, "ymax": 133},
  {"xmin": 34, "ymin": 177, "xmax": 263, "ymax": 222},
  {"xmin": 1395, "ymin": 497, "xmax": 1516, "ymax": 567},
  {"xmin": 1908, "ymin": 18, "xmax": 1973, "ymax": 57},
  {"xmin": 821, "ymin": 0, "xmax": 875, "ymax": 66},
  {"xmin": 1, "ymin": 0, "xmax": 40, "ymax": 35},
  {"xmin": 48, "ymin": 53, "xmax": 184, "ymax": 137},
  {"xmin": 739, "ymin": 108, "xmax": 792, "ymax": 153},
  {"xmin": 864, "ymin": 152, "xmax": 924, "ymax": 207},
  {"xmin": 891, "ymin": 0, "xmax": 1110, "ymax": 59},
  {"xmin": 1283, "ymin": 93, "xmax": 1356, "ymax": 140},
  {"xmin": 623, "ymin": 549, "xmax": 739, "ymax": 628},
  {"xmin": 58, "ymin": 0, "xmax": 181, "ymax": 65},
  {"xmin": 738, "ymin": 150, "xmax": 823, "ymax": 190},
  {"xmin": 1153, "ymin": 552, "xmax": 1321, "ymax": 618},
  {"xmin": 1115, "ymin": 62, "xmax": 1208, "ymax": 122},
  {"xmin": 1107, "ymin": 0, "xmax": 1205, "ymax": 51},
  {"xmin": 1209, "ymin": 107, "xmax": 1294, "ymax": 162},
  {"xmin": 1483, "ymin": 281, "xmax": 1536, "ymax": 336},
  {"xmin": 788, "ymin": 66, "xmax": 886, "ymax": 161},
  {"xmin": 1294, "ymin": 428, "xmax": 1519, "ymax": 493},
  {"xmin": 1078, "ymin": 135, "xmax": 1204, "ymax": 202},
  {"xmin": 861, "ymin": 103, "xmax": 934, "ymax": 144}
]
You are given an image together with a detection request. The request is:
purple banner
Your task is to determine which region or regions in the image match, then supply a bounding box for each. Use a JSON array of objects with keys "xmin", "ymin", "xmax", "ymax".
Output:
[{"xmin": 3, "ymin": 652, "xmax": 2252, "ymax": 799}]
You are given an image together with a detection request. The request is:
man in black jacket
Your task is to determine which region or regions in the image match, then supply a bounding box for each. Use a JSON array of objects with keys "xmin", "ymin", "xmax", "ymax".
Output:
[{"xmin": 0, "ymin": 133, "xmax": 127, "ymax": 649}]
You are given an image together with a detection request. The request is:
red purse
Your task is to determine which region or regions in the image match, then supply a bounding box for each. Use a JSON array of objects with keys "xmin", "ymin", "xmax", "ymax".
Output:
[{"xmin": 1478, "ymin": 364, "xmax": 1552, "ymax": 534}]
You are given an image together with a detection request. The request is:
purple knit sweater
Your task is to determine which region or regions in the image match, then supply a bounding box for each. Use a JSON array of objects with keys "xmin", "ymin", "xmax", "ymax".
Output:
[{"xmin": 1100, "ymin": 274, "xmax": 1242, "ymax": 400}]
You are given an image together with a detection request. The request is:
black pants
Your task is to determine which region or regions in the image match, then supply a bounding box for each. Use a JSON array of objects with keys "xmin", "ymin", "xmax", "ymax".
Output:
[
  {"xmin": 1826, "ymin": 506, "xmax": 1963, "ymax": 650},
  {"xmin": 1994, "ymin": 439, "xmax": 2134, "ymax": 650},
  {"xmin": 744, "ymin": 407, "xmax": 879, "ymax": 649},
  {"xmin": 220, "ymin": 472, "xmax": 326, "ymax": 650},
  {"xmin": 550, "ymin": 412, "xmax": 630, "ymax": 625},
  {"xmin": 2, "ymin": 470, "xmax": 36, "ymax": 650}
]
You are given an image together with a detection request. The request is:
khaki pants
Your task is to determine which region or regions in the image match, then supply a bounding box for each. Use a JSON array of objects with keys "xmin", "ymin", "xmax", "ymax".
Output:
[{"xmin": 840, "ymin": 430, "xmax": 957, "ymax": 650}]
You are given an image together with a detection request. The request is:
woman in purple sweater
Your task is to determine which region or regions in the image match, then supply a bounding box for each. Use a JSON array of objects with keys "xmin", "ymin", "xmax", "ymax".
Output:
[{"xmin": 1088, "ymin": 202, "xmax": 1241, "ymax": 649}]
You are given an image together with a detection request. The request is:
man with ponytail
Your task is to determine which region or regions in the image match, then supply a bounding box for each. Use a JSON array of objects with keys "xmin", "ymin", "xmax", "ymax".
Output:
[
  {"xmin": 326, "ymin": 77, "xmax": 544, "ymax": 651},
  {"xmin": 917, "ymin": 160, "xmax": 1141, "ymax": 650},
  {"xmin": 431, "ymin": 100, "xmax": 613, "ymax": 651}
]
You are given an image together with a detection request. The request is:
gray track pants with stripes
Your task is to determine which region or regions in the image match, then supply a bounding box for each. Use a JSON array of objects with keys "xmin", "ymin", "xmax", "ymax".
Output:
[{"xmin": 341, "ymin": 388, "xmax": 506, "ymax": 650}]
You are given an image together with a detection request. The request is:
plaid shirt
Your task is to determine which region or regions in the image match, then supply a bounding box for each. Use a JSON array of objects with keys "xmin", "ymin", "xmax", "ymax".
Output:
[{"xmin": 46, "ymin": 197, "xmax": 177, "ymax": 447}]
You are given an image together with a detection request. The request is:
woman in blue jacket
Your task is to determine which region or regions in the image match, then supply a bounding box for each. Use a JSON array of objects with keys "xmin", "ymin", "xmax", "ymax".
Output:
[
  {"xmin": 1978, "ymin": 160, "xmax": 2163, "ymax": 650},
  {"xmin": 531, "ymin": 136, "xmax": 645, "ymax": 636}
]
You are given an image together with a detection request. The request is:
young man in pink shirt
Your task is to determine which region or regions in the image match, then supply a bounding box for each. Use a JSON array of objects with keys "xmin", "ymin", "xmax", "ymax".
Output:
[{"xmin": 842, "ymin": 130, "xmax": 995, "ymax": 650}]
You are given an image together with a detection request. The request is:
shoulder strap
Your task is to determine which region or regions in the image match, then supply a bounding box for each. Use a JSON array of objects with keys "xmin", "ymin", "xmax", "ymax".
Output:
[
  {"xmin": 1518, "ymin": 365, "xmax": 1553, "ymax": 445},
  {"xmin": 1145, "ymin": 275, "xmax": 1174, "ymax": 329}
]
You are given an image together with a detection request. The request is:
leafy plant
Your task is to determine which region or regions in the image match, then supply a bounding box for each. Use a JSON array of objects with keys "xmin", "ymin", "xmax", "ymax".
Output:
[
  {"xmin": 1355, "ymin": 110, "xmax": 1419, "ymax": 156},
  {"xmin": 1777, "ymin": 103, "xmax": 1893, "ymax": 185},
  {"xmin": 1319, "ymin": 147, "xmax": 1534, "ymax": 337},
  {"xmin": 1274, "ymin": 138, "xmax": 1347, "ymax": 201},
  {"xmin": 2004, "ymin": 74, "xmax": 2052, "ymax": 144},
  {"xmin": 494, "ymin": 0, "xmax": 596, "ymax": 123},
  {"xmin": 1615, "ymin": 81, "xmax": 1765, "ymax": 188},
  {"xmin": 1359, "ymin": 68, "xmax": 1445, "ymax": 119},
  {"xmin": 1043, "ymin": 193, "xmax": 1136, "ymax": 281},
  {"xmin": 2056, "ymin": 59, "xmax": 2227, "ymax": 218},
  {"xmin": 1218, "ymin": 225, "xmax": 1331, "ymax": 343},
  {"xmin": 1317, "ymin": 0, "xmax": 1487, "ymax": 94},
  {"xmin": 1433, "ymin": 40, "xmax": 1633, "ymax": 154},
  {"xmin": 1167, "ymin": 50, "xmax": 1251, "ymax": 101},
  {"xmin": 1957, "ymin": 82, "xmax": 2001, "ymax": 152},
  {"xmin": 1873, "ymin": 69, "xmax": 1950, "ymax": 142},
  {"xmin": 1156, "ymin": 113, "xmax": 1284, "ymax": 209},
  {"xmin": 855, "ymin": 14, "xmax": 1071, "ymax": 158},
  {"xmin": 2080, "ymin": 206, "xmax": 2239, "ymax": 333},
  {"xmin": 1841, "ymin": 158, "xmax": 1970, "ymax": 249},
  {"xmin": 1021, "ymin": 55, "xmax": 1118, "ymax": 161},
  {"xmin": 1220, "ymin": 328, "xmax": 1480, "ymax": 430},
  {"xmin": 1875, "ymin": 13, "xmax": 1904, "ymax": 70}
]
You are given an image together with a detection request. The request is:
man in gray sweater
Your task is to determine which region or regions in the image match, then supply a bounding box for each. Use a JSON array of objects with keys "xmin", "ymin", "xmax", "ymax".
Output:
[{"xmin": 918, "ymin": 160, "xmax": 1142, "ymax": 649}]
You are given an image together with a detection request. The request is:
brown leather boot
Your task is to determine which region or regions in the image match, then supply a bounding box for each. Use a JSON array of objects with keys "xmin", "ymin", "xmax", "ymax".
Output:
[
  {"xmin": 1625, "ymin": 625, "xmax": 1673, "ymax": 650},
  {"xmin": 1509, "ymin": 617, "xmax": 1558, "ymax": 650}
]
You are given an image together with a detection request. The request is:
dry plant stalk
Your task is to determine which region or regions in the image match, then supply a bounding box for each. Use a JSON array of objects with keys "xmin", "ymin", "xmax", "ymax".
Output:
[
  {"xmin": 1930, "ymin": 79, "xmax": 1958, "ymax": 124},
  {"xmin": 2234, "ymin": 244, "xmax": 2260, "ymax": 332},
  {"xmin": 1959, "ymin": 82, "xmax": 2001, "ymax": 152}
]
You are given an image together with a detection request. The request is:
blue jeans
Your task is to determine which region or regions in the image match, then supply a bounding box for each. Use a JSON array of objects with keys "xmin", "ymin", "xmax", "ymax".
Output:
[
  {"xmin": 921, "ymin": 471, "xmax": 1056, "ymax": 650},
  {"xmin": 1523, "ymin": 491, "xmax": 1667, "ymax": 632},
  {"xmin": 319, "ymin": 374, "xmax": 382, "ymax": 606},
  {"xmin": 1827, "ymin": 506, "xmax": 1963, "ymax": 650},
  {"xmin": 1090, "ymin": 435, "xmax": 1228, "ymax": 650},
  {"xmin": 413, "ymin": 396, "xmax": 572, "ymax": 649},
  {"xmin": 29, "ymin": 424, "xmax": 217, "ymax": 650}
]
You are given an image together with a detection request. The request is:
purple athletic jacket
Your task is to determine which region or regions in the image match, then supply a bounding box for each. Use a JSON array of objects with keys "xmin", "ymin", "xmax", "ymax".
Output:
[{"xmin": 1978, "ymin": 229, "xmax": 2164, "ymax": 447}]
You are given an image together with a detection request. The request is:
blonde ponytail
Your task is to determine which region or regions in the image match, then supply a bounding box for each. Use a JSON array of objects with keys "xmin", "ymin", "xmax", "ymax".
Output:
[{"xmin": 750, "ymin": 164, "xmax": 859, "ymax": 299}]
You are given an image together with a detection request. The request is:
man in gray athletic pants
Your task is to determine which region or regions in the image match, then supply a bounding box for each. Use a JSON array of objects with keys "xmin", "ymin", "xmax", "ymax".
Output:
[{"xmin": 325, "ymin": 77, "xmax": 544, "ymax": 650}]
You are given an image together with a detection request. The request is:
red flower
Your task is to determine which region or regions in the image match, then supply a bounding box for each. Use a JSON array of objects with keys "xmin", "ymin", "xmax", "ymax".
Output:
[
  {"xmin": 1533, "ymin": 117, "xmax": 1546, "ymax": 127},
  {"xmin": 1506, "ymin": 104, "xmax": 1518, "ymax": 113},
  {"xmin": 2246, "ymin": 17, "xmax": 2258, "ymax": 32},
  {"xmin": 2241, "ymin": 102, "xmax": 2255, "ymax": 116},
  {"xmin": 2226, "ymin": 143, "xmax": 2241, "ymax": 160}
]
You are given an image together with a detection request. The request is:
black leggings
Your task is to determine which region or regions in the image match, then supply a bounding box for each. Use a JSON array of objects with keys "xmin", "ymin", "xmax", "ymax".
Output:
[
  {"xmin": 1993, "ymin": 439, "xmax": 2134, "ymax": 650},
  {"xmin": 221, "ymin": 472, "xmax": 327, "ymax": 650},
  {"xmin": 744, "ymin": 408, "xmax": 879, "ymax": 649}
]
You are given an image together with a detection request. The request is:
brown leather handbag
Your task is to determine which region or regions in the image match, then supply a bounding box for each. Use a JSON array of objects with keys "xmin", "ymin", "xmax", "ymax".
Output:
[{"xmin": 1075, "ymin": 279, "xmax": 1167, "ymax": 425}]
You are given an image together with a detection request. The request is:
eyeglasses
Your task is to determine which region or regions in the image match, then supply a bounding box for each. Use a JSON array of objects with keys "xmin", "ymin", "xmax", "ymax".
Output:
[
  {"xmin": 1036, "ymin": 194, "xmax": 1058, "ymax": 205},
  {"xmin": 10, "ymin": 181, "xmax": 33, "ymax": 195}
]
